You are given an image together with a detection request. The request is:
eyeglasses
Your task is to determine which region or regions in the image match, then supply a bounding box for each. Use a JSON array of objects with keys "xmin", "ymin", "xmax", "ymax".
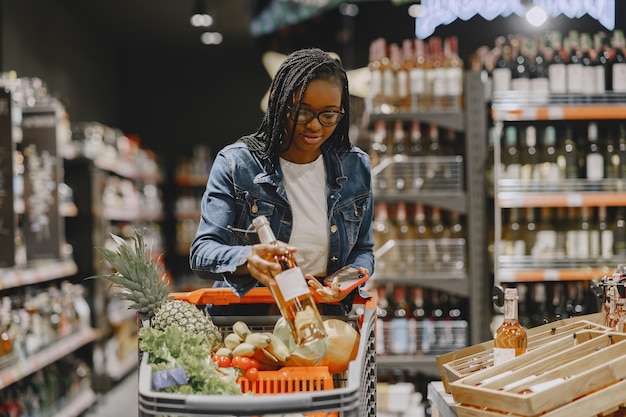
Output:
[{"xmin": 287, "ymin": 106, "xmax": 345, "ymax": 127}]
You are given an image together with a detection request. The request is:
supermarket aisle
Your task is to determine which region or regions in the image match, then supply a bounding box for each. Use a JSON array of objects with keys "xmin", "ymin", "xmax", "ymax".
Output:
[{"xmin": 83, "ymin": 372, "xmax": 139, "ymax": 417}]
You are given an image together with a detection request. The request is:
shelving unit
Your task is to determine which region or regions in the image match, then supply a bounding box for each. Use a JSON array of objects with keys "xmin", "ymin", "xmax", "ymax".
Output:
[
  {"xmin": 372, "ymin": 73, "xmax": 491, "ymax": 375},
  {"xmin": 491, "ymin": 92, "xmax": 626, "ymax": 285},
  {"xmin": 64, "ymin": 150, "xmax": 165, "ymax": 390}
]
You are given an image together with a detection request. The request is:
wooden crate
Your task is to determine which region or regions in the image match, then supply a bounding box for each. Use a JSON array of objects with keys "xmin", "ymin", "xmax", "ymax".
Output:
[
  {"xmin": 450, "ymin": 331, "xmax": 626, "ymax": 417},
  {"xmin": 435, "ymin": 312, "xmax": 609, "ymax": 393}
]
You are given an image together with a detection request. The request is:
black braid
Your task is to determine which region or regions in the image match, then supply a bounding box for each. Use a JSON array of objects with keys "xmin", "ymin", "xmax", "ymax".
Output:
[{"xmin": 242, "ymin": 48, "xmax": 352, "ymax": 159}]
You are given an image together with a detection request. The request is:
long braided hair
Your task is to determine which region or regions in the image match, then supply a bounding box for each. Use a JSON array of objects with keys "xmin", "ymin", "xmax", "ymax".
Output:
[{"xmin": 242, "ymin": 48, "xmax": 352, "ymax": 159}]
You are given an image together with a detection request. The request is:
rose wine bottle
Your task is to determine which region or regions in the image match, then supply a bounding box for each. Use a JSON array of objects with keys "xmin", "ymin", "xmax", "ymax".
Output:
[
  {"xmin": 252, "ymin": 215, "xmax": 326, "ymax": 347},
  {"xmin": 494, "ymin": 287, "xmax": 527, "ymax": 366}
]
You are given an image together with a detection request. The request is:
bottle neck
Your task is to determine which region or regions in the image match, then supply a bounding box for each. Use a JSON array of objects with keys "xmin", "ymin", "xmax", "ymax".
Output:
[{"xmin": 503, "ymin": 295, "xmax": 520, "ymax": 321}]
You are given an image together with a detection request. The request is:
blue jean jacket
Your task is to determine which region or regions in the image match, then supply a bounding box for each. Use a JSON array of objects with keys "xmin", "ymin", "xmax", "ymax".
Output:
[{"xmin": 189, "ymin": 140, "xmax": 375, "ymax": 306}]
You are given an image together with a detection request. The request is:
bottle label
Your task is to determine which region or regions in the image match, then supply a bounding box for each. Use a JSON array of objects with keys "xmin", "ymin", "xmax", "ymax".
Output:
[
  {"xmin": 390, "ymin": 318, "xmax": 410, "ymax": 354},
  {"xmin": 397, "ymin": 70, "xmax": 409, "ymax": 100},
  {"xmin": 433, "ymin": 68, "xmax": 447, "ymax": 96},
  {"xmin": 274, "ymin": 267, "xmax": 310, "ymax": 301},
  {"xmin": 601, "ymin": 229, "xmax": 614, "ymax": 259},
  {"xmin": 493, "ymin": 347, "xmax": 515, "ymax": 366},
  {"xmin": 511, "ymin": 77, "xmax": 530, "ymax": 93},
  {"xmin": 614, "ymin": 63, "xmax": 626, "ymax": 92},
  {"xmin": 548, "ymin": 64, "xmax": 567, "ymax": 93},
  {"xmin": 446, "ymin": 67, "xmax": 463, "ymax": 96},
  {"xmin": 492, "ymin": 68, "xmax": 511, "ymax": 92},
  {"xmin": 594, "ymin": 66, "xmax": 606, "ymax": 94},
  {"xmin": 582, "ymin": 66, "xmax": 596, "ymax": 95},
  {"xmin": 587, "ymin": 154, "xmax": 604, "ymax": 180},
  {"xmin": 383, "ymin": 69, "xmax": 396, "ymax": 100},
  {"xmin": 567, "ymin": 64, "xmax": 584, "ymax": 93},
  {"xmin": 410, "ymin": 68, "xmax": 426, "ymax": 94}
]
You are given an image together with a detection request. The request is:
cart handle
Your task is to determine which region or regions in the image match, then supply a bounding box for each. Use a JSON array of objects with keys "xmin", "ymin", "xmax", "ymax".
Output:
[{"xmin": 170, "ymin": 286, "xmax": 376, "ymax": 309}]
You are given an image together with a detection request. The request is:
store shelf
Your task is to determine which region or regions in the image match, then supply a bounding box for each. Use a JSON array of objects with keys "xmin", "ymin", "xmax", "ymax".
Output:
[
  {"xmin": 102, "ymin": 206, "xmax": 164, "ymax": 222},
  {"xmin": 93, "ymin": 156, "xmax": 161, "ymax": 184},
  {"xmin": 378, "ymin": 355, "xmax": 441, "ymax": 377},
  {"xmin": 0, "ymin": 258, "xmax": 78, "ymax": 290},
  {"xmin": 51, "ymin": 386, "xmax": 97, "ymax": 417},
  {"xmin": 0, "ymin": 327, "xmax": 96, "ymax": 389},
  {"xmin": 368, "ymin": 110, "xmax": 465, "ymax": 132},
  {"xmin": 491, "ymin": 91, "xmax": 626, "ymax": 121},
  {"xmin": 496, "ymin": 179, "xmax": 626, "ymax": 208},
  {"xmin": 497, "ymin": 256, "xmax": 614, "ymax": 283}
]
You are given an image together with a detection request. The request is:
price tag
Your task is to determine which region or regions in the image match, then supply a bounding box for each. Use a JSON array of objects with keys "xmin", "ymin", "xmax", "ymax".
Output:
[
  {"xmin": 566, "ymin": 193, "xmax": 583, "ymax": 207},
  {"xmin": 543, "ymin": 269, "xmax": 560, "ymax": 281}
]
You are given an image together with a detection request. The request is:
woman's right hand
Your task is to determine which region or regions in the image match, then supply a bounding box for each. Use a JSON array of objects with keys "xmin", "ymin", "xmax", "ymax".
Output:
[{"xmin": 245, "ymin": 241, "xmax": 297, "ymax": 288}]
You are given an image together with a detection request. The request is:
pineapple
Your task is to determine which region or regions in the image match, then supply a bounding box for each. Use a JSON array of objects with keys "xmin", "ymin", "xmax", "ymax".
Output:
[{"xmin": 88, "ymin": 231, "xmax": 221, "ymax": 347}]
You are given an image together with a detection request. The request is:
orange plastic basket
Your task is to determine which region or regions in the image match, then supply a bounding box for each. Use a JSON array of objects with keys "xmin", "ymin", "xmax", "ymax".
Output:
[{"xmin": 238, "ymin": 365, "xmax": 334, "ymax": 394}]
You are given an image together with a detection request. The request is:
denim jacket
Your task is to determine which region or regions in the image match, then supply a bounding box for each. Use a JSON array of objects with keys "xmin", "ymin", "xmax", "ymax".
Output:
[{"xmin": 189, "ymin": 140, "xmax": 375, "ymax": 299}]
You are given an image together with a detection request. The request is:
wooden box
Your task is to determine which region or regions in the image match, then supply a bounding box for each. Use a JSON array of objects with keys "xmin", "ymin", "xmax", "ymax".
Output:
[
  {"xmin": 436, "ymin": 312, "xmax": 609, "ymax": 392},
  {"xmin": 450, "ymin": 330, "xmax": 626, "ymax": 417}
]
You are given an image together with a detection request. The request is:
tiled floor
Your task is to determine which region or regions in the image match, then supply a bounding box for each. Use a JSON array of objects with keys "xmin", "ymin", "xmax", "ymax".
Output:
[{"xmin": 82, "ymin": 372, "xmax": 138, "ymax": 417}]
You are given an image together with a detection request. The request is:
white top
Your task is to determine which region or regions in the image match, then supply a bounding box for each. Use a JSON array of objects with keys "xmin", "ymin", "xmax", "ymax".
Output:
[{"xmin": 279, "ymin": 156, "xmax": 329, "ymax": 276}]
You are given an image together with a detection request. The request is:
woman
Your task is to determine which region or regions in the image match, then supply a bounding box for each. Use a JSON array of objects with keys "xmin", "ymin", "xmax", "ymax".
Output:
[{"xmin": 189, "ymin": 48, "xmax": 374, "ymax": 315}]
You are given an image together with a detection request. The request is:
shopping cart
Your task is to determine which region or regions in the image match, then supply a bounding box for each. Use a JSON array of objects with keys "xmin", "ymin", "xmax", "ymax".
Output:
[{"xmin": 138, "ymin": 287, "xmax": 377, "ymax": 417}]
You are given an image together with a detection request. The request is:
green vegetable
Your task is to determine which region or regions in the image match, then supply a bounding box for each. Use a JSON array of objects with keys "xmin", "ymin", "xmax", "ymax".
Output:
[{"xmin": 139, "ymin": 325, "xmax": 242, "ymax": 396}]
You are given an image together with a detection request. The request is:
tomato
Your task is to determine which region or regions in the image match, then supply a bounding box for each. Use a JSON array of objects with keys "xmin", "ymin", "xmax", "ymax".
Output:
[
  {"xmin": 216, "ymin": 355, "xmax": 231, "ymax": 368},
  {"xmin": 237, "ymin": 356, "xmax": 253, "ymax": 371},
  {"xmin": 231, "ymin": 356, "xmax": 241, "ymax": 368},
  {"xmin": 211, "ymin": 354, "xmax": 218, "ymax": 363},
  {"xmin": 244, "ymin": 367, "xmax": 259, "ymax": 381},
  {"xmin": 248, "ymin": 357, "xmax": 260, "ymax": 370}
]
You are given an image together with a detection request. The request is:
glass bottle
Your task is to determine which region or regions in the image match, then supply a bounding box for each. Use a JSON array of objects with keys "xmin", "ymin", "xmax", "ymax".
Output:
[
  {"xmin": 410, "ymin": 38, "xmax": 427, "ymax": 111},
  {"xmin": 492, "ymin": 36, "xmax": 512, "ymax": 93},
  {"xmin": 391, "ymin": 119, "xmax": 407, "ymax": 191},
  {"xmin": 494, "ymin": 287, "xmax": 527, "ymax": 366},
  {"xmin": 547, "ymin": 31, "xmax": 567, "ymax": 94},
  {"xmin": 586, "ymin": 122, "xmax": 604, "ymax": 183},
  {"xmin": 252, "ymin": 215, "xmax": 326, "ymax": 347},
  {"xmin": 611, "ymin": 30, "xmax": 626, "ymax": 93},
  {"xmin": 566, "ymin": 30, "xmax": 584, "ymax": 95},
  {"xmin": 503, "ymin": 126, "xmax": 521, "ymax": 180},
  {"xmin": 390, "ymin": 285, "xmax": 410, "ymax": 355}
]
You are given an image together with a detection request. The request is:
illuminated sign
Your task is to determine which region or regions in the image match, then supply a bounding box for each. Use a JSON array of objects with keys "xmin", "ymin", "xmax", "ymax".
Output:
[{"xmin": 415, "ymin": 0, "xmax": 616, "ymax": 38}]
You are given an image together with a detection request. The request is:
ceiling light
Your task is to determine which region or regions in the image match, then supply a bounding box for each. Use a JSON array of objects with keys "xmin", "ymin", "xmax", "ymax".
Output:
[
  {"xmin": 526, "ymin": 5, "xmax": 547, "ymax": 27},
  {"xmin": 190, "ymin": 0, "xmax": 213, "ymax": 27},
  {"xmin": 201, "ymin": 32, "xmax": 223, "ymax": 45}
]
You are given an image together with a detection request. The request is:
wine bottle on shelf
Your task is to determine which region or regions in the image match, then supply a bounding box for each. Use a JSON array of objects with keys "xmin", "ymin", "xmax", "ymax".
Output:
[
  {"xmin": 381, "ymin": 41, "xmax": 397, "ymax": 110},
  {"xmin": 429, "ymin": 36, "xmax": 446, "ymax": 109},
  {"xmin": 492, "ymin": 36, "xmax": 512, "ymax": 93},
  {"xmin": 502, "ymin": 207, "xmax": 524, "ymax": 257},
  {"xmin": 566, "ymin": 30, "xmax": 584, "ymax": 95},
  {"xmin": 390, "ymin": 285, "xmax": 411, "ymax": 355},
  {"xmin": 394, "ymin": 202, "xmax": 415, "ymax": 272},
  {"xmin": 444, "ymin": 35, "xmax": 464, "ymax": 109},
  {"xmin": 503, "ymin": 125, "xmax": 521, "ymax": 180},
  {"xmin": 520, "ymin": 125, "xmax": 540, "ymax": 188},
  {"xmin": 511, "ymin": 35, "xmax": 530, "ymax": 93},
  {"xmin": 252, "ymin": 215, "xmax": 326, "ymax": 347},
  {"xmin": 599, "ymin": 205, "xmax": 614, "ymax": 259},
  {"xmin": 493, "ymin": 287, "xmax": 527, "ymax": 366},
  {"xmin": 408, "ymin": 286, "xmax": 425, "ymax": 354},
  {"xmin": 618, "ymin": 123, "xmax": 626, "ymax": 181},
  {"xmin": 397, "ymin": 39, "xmax": 412, "ymax": 111},
  {"xmin": 615, "ymin": 207, "xmax": 626, "ymax": 256},
  {"xmin": 540, "ymin": 125, "xmax": 562, "ymax": 187},
  {"xmin": 604, "ymin": 126, "xmax": 619, "ymax": 187},
  {"xmin": 531, "ymin": 206, "xmax": 556, "ymax": 257},
  {"xmin": 410, "ymin": 38, "xmax": 427, "ymax": 111},
  {"xmin": 370, "ymin": 119, "xmax": 388, "ymax": 171},
  {"xmin": 593, "ymin": 32, "xmax": 609, "ymax": 94},
  {"xmin": 523, "ymin": 207, "xmax": 537, "ymax": 257},
  {"xmin": 529, "ymin": 35, "xmax": 549, "ymax": 101},
  {"xmin": 580, "ymin": 32, "xmax": 596, "ymax": 96},
  {"xmin": 376, "ymin": 286, "xmax": 389, "ymax": 355},
  {"xmin": 425, "ymin": 124, "xmax": 442, "ymax": 189},
  {"xmin": 563, "ymin": 126, "xmax": 579, "ymax": 180},
  {"xmin": 367, "ymin": 38, "xmax": 384, "ymax": 113},
  {"xmin": 373, "ymin": 201, "xmax": 396, "ymax": 252},
  {"xmin": 586, "ymin": 122, "xmax": 604, "ymax": 184},
  {"xmin": 611, "ymin": 30, "xmax": 626, "ymax": 93},
  {"xmin": 548, "ymin": 31, "xmax": 567, "ymax": 94},
  {"xmin": 391, "ymin": 119, "xmax": 407, "ymax": 191}
]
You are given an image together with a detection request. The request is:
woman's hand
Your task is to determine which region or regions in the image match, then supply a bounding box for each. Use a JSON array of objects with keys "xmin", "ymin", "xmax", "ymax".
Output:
[
  {"xmin": 307, "ymin": 274, "xmax": 345, "ymax": 303},
  {"xmin": 245, "ymin": 241, "xmax": 297, "ymax": 288}
]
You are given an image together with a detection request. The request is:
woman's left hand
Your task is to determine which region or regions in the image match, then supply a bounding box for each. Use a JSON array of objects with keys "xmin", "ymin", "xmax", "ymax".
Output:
[{"xmin": 307, "ymin": 274, "xmax": 345, "ymax": 303}]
